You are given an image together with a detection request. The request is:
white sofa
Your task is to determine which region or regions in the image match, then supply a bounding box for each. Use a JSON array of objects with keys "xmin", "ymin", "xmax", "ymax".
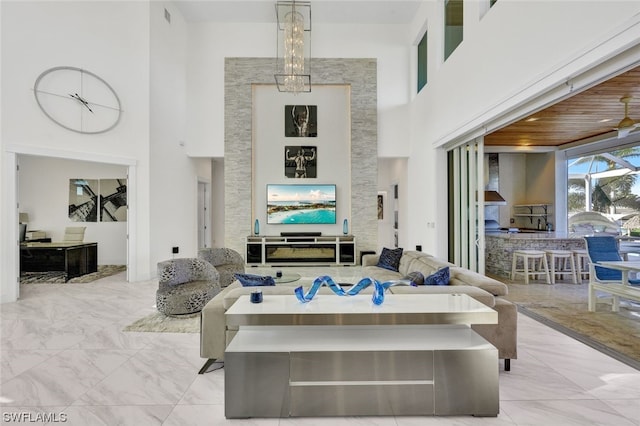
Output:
[
  {"xmin": 361, "ymin": 251, "xmax": 517, "ymax": 369},
  {"xmin": 199, "ymin": 251, "xmax": 517, "ymax": 373}
]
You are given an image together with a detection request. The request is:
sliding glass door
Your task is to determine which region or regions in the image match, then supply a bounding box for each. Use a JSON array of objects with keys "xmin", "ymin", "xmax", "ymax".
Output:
[{"xmin": 448, "ymin": 138, "xmax": 485, "ymax": 274}]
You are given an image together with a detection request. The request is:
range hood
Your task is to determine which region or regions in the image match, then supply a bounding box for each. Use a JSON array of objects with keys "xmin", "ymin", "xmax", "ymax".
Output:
[{"xmin": 484, "ymin": 191, "xmax": 507, "ymax": 206}]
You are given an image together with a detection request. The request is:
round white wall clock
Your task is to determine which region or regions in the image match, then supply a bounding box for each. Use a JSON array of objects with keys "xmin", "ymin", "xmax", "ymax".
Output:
[{"xmin": 33, "ymin": 66, "xmax": 122, "ymax": 134}]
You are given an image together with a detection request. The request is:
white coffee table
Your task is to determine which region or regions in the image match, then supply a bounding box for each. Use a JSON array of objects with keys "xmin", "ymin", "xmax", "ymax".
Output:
[
  {"xmin": 226, "ymin": 293, "xmax": 497, "ymax": 326},
  {"xmin": 224, "ymin": 294, "xmax": 499, "ymax": 418}
]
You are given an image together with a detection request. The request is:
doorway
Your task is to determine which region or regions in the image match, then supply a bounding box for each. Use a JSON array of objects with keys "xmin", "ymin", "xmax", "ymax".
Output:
[{"xmin": 3, "ymin": 147, "xmax": 136, "ymax": 302}]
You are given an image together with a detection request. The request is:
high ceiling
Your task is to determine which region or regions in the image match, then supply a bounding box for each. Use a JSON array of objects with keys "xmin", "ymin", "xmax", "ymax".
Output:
[
  {"xmin": 485, "ymin": 66, "xmax": 640, "ymax": 147},
  {"xmin": 173, "ymin": 1, "xmax": 640, "ymax": 149},
  {"xmin": 173, "ymin": 0, "xmax": 423, "ymax": 24}
]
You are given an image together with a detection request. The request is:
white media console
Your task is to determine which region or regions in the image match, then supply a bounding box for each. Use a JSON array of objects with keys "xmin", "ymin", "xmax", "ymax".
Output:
[{"xmin": 246, "ymin": 235, "xmax": 356, "ymax": 266}]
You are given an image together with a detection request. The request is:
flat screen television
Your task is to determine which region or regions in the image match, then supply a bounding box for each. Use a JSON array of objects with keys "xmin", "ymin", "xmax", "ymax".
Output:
[{"xmin": 267, "ymin": 184, "xmax": 336, "ymax": 224}]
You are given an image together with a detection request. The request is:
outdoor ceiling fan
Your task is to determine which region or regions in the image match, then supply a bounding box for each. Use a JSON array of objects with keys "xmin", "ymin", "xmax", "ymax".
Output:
[{"xmin": 614, "ymin": 96, "xmax": 640, "ymax": 138}]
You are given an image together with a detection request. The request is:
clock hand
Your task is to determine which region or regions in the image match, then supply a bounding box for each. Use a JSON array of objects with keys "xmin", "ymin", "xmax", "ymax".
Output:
[
  {"xmin": 74, "ymin": 93, "xmax": 94, "ymax": 113},
  {"xmin": 69, "ymin": 93, "xmax": 94, "ymax": 113}
]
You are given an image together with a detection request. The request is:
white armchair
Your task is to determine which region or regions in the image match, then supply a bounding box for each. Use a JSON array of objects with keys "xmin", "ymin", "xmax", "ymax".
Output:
[{"xmin": 63, "ymin": 226, "xmax": 86, "ymax": 242}]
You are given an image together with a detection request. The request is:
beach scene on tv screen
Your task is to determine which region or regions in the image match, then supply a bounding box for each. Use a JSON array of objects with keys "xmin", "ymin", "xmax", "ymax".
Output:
[{"xmin": 267, "ymin": 184, "xmax": 336, "ymax": 224}]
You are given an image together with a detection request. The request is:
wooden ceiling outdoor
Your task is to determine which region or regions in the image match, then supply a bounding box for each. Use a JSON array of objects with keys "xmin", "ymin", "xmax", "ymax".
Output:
[{"xmin": 485, "ymin": 66, "xmax": 640, "ymax": 147}]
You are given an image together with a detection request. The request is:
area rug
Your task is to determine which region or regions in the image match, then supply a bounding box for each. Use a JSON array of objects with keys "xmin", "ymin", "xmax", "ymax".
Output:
[
  {"xmin": 122, "ymin": 312, "xmax": 200, "ymax": 333},
  {"xmin": 495, "ymin": 278, "xmax": 640, "ymax": 370},
  {"xmin": 20, "ymin": 265, "xmax": 126, "ymax": 284}
]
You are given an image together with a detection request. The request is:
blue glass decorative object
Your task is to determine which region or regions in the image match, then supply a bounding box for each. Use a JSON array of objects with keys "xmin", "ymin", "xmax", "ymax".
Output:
[
  {"xmin": 294, "ymin": 275, "xmax": 416, "ymax": 306},
  {"xmin": 343, "ymin": 218, "xmax": 349, "ymax": 235},
  {"xmin": 254, "ymin": 219, "xmax": 260, "ymax": 235},
  {"xmin": 250, "ymin": 289, "xmax": 263, "ymax": 303}
]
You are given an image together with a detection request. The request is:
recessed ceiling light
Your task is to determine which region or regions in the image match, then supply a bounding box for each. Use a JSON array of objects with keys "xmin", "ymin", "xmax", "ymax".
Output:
[
  {"xmin": 599, "ymin": 118, "xmax": 613, "ymax": 123},
  {"xmin": 525, "ymin": 117, "xmax": 539, "ymax": 122}
]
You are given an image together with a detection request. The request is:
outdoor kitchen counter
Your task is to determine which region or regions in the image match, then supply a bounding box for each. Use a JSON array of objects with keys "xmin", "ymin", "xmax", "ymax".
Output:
[{"xmin": 485, "ymin": 232, "xmax": 586, "ymax": 278}]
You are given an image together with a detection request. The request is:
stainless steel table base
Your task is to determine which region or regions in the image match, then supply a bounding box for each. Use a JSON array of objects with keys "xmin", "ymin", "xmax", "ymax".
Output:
[{"xmin": 225, "ymin": 326, "xmax": 499, "ymax": 418}]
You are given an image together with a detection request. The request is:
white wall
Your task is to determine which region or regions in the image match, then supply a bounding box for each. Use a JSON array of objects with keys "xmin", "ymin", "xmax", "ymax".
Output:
[
  {"xmin": 149, "ymin": 1, "xmax": 203, "ymax": 264},
  {"xmin": 185, "ymin": 21, "xmax": 411, "ymax": 158},
  {"xmin": 499, "ymin": 153, "xmax": 526, "ymax": 227},
  {"xmin": 404, "ymin": 134, "xmax": 448, "ymax": 255},
  {"xmin": 1, "ymin": 0, "xmax": 215, "ymax": 301},
  {"xmin": 498, "ymin": 153, "xmax": 555, "ymax": 230},
  {"xmin": 525, "ymin": 153, "xmax": 556, "ymax": 205},
  {"xmin": 1, "ymin": 1, "xmax": 152, "ymax": 302},
  {"xmin": 1, "ymin": 1, "xmax": 150, "ymax": 156},
  {"xmin": 412, "ymin": 1, "xmax": 640, "ymax": 147},
  {"xmin": 252, "ymin": 85, "xmax": 351, "ymax": 236},
  {"xmin": 19, "ymin": 156, "xmax": 128, "ymax": 264}
]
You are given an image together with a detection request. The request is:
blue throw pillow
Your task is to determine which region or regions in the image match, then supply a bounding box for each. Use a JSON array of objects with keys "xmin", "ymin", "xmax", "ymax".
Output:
[
  {"xmin": 424, "ymin": 267, "xmax": 450, "ymax": 285},
  {"xmin": 234, "ymin": 273, "xmax": 276, "ymax": 287},
  {"xmin": 402, "ymin": 271, "xmax": 425, "ymax": 285},
  {"xmin": 377, "ymin": 247, "xmax": 403, "ymax": 272}
]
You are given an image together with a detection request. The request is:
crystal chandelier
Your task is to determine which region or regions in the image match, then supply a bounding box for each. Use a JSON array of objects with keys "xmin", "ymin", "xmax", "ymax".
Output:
[{"xmin": 275, "ymin": 1, "xmax": 311, "ymax": 93}]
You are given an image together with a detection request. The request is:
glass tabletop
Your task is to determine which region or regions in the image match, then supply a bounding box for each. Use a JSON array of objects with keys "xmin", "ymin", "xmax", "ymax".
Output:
[{"xmin": 271, "ymin": 272, "xmax": 301, "ymax": 283}]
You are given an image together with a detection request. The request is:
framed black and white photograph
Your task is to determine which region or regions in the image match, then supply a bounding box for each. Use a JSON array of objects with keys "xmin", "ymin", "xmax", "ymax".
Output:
[
  {"xmin": 285, "ymin": 146, "xmax": 317, "ymax": 178},
  {"xmin": 69, "ymin": 178, "xmax": 99, "ymax": 222},
  {"xmin": 285, "ymin": 105, "xmax": 317, "ymax": 137},
  {"xmin": 377, "ymin": 192, "xmax": 385, "ymax": 220},
  {"xmin": 100, "ymin": 178, "xmax": 128, "ymax": 222}
]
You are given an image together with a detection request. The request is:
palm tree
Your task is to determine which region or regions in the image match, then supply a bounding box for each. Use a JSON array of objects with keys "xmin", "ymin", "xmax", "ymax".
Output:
[
  {"xmin": 568, "ymin": 179, "xmax": 585, "ymax": 213},
  {"xmin": 592, "ymin": 184, "xmax": 611, "ymax": 213},
  {"xmin": 568, "ymin": 146, "xmax": 640, "ymax": 213}
]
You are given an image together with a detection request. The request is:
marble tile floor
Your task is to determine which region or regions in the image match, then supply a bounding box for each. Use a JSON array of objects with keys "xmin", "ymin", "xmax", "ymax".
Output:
[{"xmin": 1, "ymin": 266, "xmax": 639, "ymax": 425}]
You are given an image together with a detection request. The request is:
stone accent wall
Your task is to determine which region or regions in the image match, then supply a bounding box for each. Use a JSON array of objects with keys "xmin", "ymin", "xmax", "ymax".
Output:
[
  {"xmin": 486, "ymin": 234, "xmax": 586, "ymax": 278},
  {"xmin": 224, "ymin": 58, "xmax": 378, "ymax": 260}
]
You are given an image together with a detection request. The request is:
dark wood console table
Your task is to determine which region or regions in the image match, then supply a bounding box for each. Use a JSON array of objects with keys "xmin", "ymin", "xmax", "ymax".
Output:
[{"xmin": 20, "ymin": 242, "xmax": 98, "ymax": 281}]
